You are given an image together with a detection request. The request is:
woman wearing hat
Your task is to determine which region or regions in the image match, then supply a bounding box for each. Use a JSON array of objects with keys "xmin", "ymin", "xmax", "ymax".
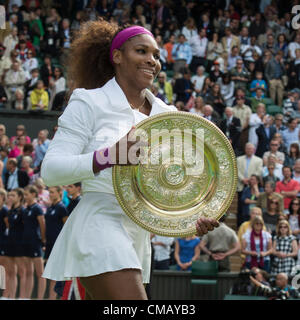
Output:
[{"xmin": 40, "ymin": 20, "xmax": 219, "ymax": 300}]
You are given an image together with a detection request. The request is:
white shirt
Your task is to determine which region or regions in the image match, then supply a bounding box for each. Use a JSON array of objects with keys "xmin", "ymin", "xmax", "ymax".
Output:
[
  {"xmin": 288, "ymin": 42, "xmax": 300, "ymax": 60},
  {"xmin": 41, "ymin": 77, "xmax": 177, "ymax": 194},
  {"xmin": 191, "ymin": 74, "xmax": 205, "ymax": 91},
  {"xmin": 189, "ymin": 35, "xmax": 208, "ymax": 57},
  {"xmin": 7, "ymin": 168, "xmax": 19, "ymax": 190},
  {"xmin": 152, "ymin": 235, "xmax": 174, "ymax": 261}
]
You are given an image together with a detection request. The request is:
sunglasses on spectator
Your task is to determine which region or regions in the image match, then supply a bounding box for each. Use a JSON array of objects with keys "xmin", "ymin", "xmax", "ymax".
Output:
[
  {"xmin": 279, "ymin": 225, "xmax": 288, "ymax": 229},
  {"xmin": 270, "ymin": 200, "xmax": 278, "ymax": 204},
  {"xmin": 270, "ymin": 144, "xmax": 279, "ymax": 146},
  {"xmin": 292, "ymin": 202, "xmax": 300, "ymax": 206}
]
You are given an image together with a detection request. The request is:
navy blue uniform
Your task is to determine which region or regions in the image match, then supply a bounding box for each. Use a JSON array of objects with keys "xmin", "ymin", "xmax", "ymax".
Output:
[
  {"xmin": 6, "ymin": 206, "xmax": 26, "ymax": 257},
  {"xmin": 0, "ymin": 206, "xmax": 8, "ymax": 256},
  {"xmin": 66, "ymin": 196, "xmax": 81, "ymax": 215},
  {"xmin": 44, "ymin": 201, "xmax": 68, "ymax": 259},
  {"xmin": 22, "ymin": 203, "xmax": 44, "ymax": 258}
]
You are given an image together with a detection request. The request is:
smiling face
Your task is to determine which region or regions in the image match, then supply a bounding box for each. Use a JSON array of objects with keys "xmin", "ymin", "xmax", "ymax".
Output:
[{"xmin": 113, "ymin": 34, "xmax": 161, "ymax": 90}]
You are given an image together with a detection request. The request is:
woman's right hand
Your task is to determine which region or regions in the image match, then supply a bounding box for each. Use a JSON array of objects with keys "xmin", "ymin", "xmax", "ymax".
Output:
[{"xmin": 112, "ymin": 126, "xmax": 147, "ymax": 165}]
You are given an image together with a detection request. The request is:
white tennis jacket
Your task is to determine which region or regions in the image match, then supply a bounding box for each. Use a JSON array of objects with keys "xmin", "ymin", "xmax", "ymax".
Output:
[{"xmin": 41, "ymin": 77, "xmax": 176, "ymax": 194}]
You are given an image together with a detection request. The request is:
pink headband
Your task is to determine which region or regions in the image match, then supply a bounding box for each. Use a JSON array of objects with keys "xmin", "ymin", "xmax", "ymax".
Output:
[{"xmin": 110, "ymin": 26, "xmax": 154, "ymax": 64}]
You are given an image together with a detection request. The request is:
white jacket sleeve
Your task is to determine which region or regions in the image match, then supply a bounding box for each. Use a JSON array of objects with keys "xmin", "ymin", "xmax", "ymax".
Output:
[{"xmin": 41, "ymin": 90, "xmax": 96, "ymax": 187}]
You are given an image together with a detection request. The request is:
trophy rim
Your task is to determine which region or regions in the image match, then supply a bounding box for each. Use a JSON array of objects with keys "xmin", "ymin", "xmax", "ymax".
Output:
[{"xmin": 112, "ymin": 111, "xmax": 238, "ymax": 237}]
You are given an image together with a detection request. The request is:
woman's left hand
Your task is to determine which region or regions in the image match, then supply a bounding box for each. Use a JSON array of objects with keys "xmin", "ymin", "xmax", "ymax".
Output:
[{"xmin": 196, "ymin": 217, "xmax": 219, "ymax": 236}]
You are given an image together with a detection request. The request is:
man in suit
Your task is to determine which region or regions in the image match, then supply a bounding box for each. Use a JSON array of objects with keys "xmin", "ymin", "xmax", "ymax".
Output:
[
  {"xmin": 220, "ymin": 107, "xmax": 241, "ymax": 154},
  {"xmin": 255, "ymin": 114, "xmax": 276, "ymax": 158},
  {"xmin": 236, "ymin": 142, "xmax": 263, "ymax": 227},
  {"xmin": 4, "ymin": 157, "xmax": 30, "ymax": 191},
  {"xmin": 221, "ymin": 27, "xmax": 240, "ymax": 54},
  {"xmin": 202, "ymin": 104, "xmax": 220, "ymax": 126}
]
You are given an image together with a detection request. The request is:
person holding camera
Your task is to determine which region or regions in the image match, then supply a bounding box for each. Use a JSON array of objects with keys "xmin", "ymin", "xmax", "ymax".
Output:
[{"xmin": 250, "ymin": 272, "xmax": 300, "ymax": 299}]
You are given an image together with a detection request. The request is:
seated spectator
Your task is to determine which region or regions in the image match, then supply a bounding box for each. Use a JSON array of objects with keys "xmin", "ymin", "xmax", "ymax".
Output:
[
  {"xmin": 150, "ymin": 83, "xmax": 166, "ymax": 103},
  {"xmin": 191, "ymin": 66, "xmax": 206, "ymax": 96},
  {"xmin": 40, "ymin": 55, "xmax": 55, "ymax": 88},
  {"xmin": 209, "ymin": 60, "xmax": 223, "ymax": 83},
  {"xmin": 175, "ymin": 101, "xmax": 186, "ymax": 111},
  {"xmin": 200, "ymin": 76, "xmax": 212, "ymax": 98},
  {"xmin": 202, "ymin": 104, "xmax": 220, "ymax": 125},
  {"xmin": 263, "ymin": 154, "xmax": 283, "ymax": 181},
  {"xmin": 287, "ymin": 199, "xmax": 300, "ymax": 241},
  {"xmin": 272, "ymin": 113, "xmax": 286, "ymax": 133},
  {"xmin": 3, "ymin": 26, "xmax": 18, "ymax": 58},
  {"xmin": 171, "ymin": 34, "xmax": 192, "ymax": 74},
  {"xmin": 32, "ymin": 129, "xmax": 50, "ymax": 169},
  {"xmin": 151, "ymin": 235, "xmax": 174, "ymax": 270},
  {"xmin": 231, "ymin": 87, "xmax": 252, "ymax": 108},
  {"xmin": 173, "ymin": 68, "xmax": 194, "ymax": 104},
  {"xmin": 156, "ymin": 71, "xmax": 173, "ymax": 105},
  {"xmin": 292, "ymin": 159, "xmax": 300, "ymax": 184},
  {"xmin": 262, "ymin": 163, "xmax": 280, "ymax": 187},
  {"xmin": 190, "ymin": 96, "xmax": 204, "ymax": 116},
  {"xmin": 206, "ymin": 32, "xmax": 223, "ymax": 72},
  {"xmin": 16, "ymin": 39, "xmax": 29, "ymax": 64},
  {"xmin": 189, "ymin": 28, "xmax": 208, "ymax": 74},
  {"xmin": 218, "ymin": 73, "xmax": 235, "ymax": 107},
  {"xmin": 241, "ymin": 216, "xmax": 273, "ymax": 272},
  {"xmin": 281, "ymin": 118, "xmax": 300, "ymax": 153},
  {"xmin": 4, "ymin": 60, "xmax": 26, "ymax": 109},
  {"xmin": 12, "ymin": 88, "xmax": 25, "ymax": 110},
  {"xmin": 4, "ymin": 157, "xmax": 30, "ymax": 191},
  {"xmin": 248, "ymin": 103, "xmax": 265, "ymax": 149},
  {"xmin": 24, "ymin": 68, "xmax": 39, "ymax": 99},
  {"xmin": 282, "ymin": 91, "xmax": 298, "ymax": 123},
  {"xmin": 263, "ymin": 139, "xmax": 285, "ymax": 166},
  {"xmin": 22, "ymin": 49, "xmax": 38, "ymax": 78},
  {"xmin": 199, "ymin": 215, "xmax": 240, "ymax": 272},
  {"xmin": 241, "ymin": 36, "xmax": 262, "ymax": 67},
  {"xmin": 263, "ymin": 195, "xmax": 282, "ymax": 236},
  {"xmin": 174, "ymin": 236, "xmax": 201, "ymax": 271},
  {"xmin": 287, "ymin": 48, "xmax": 300, "ymax": 90},
  {"xmin": 29, "ymin": 80, "xmax": 49, "ymax": 111},
  {"xmin": 232, "ymin": 95, "xmax": 252, "ymax": 133},
  {"xmin": 290, "ymin": 99, "xmax": 300, "ymax": 120},
  {"xmin": 250, "ymin": 272, "xmax": 300, "ymax": 299},
  {"xmin": 21, "ymin": 155, "xmax": 34, "ymax": 180},
  {"xmin": 51, "ymin": 90, "xmax": 67, "ymax": 112},
  {"xmin": 250, "ymin": 70, "xmax": 267, "ymax": 97},
  {"xmin": 227, "ymin": 45, "xmax": 242, "ymax": 71},
  {"xmin": 9, "ymin": 124, "xmax": 31, "ymax": 148},
  {"xmin": 257, "ymin": 181, "xmax": 284, "ymax": 212},
  {"xmin": 247, "ymin": 267, "xmax": 271, "ymax": 296},
  {"xmin": 49, "ymin": 67, "xmax": 66, "ymax": 109},
  {"xmin": 155, "ymin": 35, "xmax": 167, "ymax": 71},
  {"xmin": 241, "ymin": 174, "xmax": 264, "ymax": 223},
  {"xmin": 271, "ymin": 220, "xmax": 298, "ymax": 275},
  {"xmin": 255, "ymin": 115, "xmax": 279, "ymax": 157},
  {"xmin": 219, "ymin": 106, "xmax": 241, "ymax": 154},
  {"xmin": 16, "ymin": 143, "xmax": 34, "ymax": 169},
  {"xmin": 272, "ymin": 132, "xmax": 288, "ymax": 156},
  {"xmin": 275, "ymin": 166, "xmax": 300, "ymax": 213},
  {"xmin": 163, "ymin": 34, "xmax": 175, "ymax": 71},
  {"xmin": 204, "ymin": 83, "xmax": 225, "ymax": 117},
  {"xmin": 230, "ymin": 58, "xmax": 250, "ymax": 91},
  {"xmin": 221, "ymin": 27, "xmax": 240, "ymax": 54},
  {"xmin": 276, "ymin": 33, "xmax": 289, "ymax": 60},
  {"xmin": 8, "ymin": 134, "xmax": 26, "ymax": 158}
]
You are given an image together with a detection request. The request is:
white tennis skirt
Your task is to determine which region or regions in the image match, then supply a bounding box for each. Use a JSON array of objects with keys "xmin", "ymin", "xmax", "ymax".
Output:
[{"xmin": 42, "ymin": 192, "xmax": 151, "ymax": 283}]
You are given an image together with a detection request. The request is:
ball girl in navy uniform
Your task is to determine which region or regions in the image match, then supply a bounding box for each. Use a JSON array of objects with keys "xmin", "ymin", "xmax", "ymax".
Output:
[
  {"xmin": 0, "ymin": 188, "xmax": 9, "ymax": 298},
  {"xmin": 5, "ymin": 188, "xmax": 27, "ymax": 299},
  {"xmin": 45, "ymin": 186, "xmax": 68, "ymax": 300},
  {"xmin": 23, "ymin": 185, "xmax": 46, "ymax": 300}
]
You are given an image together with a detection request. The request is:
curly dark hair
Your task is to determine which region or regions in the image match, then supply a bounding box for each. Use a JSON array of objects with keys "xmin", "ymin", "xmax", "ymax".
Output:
[{"xmin": 66, "ymin": 19, "xmax": 121, "ymax": 94}]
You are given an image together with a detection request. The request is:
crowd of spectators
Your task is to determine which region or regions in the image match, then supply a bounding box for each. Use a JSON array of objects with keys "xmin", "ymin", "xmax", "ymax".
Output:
[{"xmin": 1, "ymin": 0, "xmax": 300, "ymax": 299}]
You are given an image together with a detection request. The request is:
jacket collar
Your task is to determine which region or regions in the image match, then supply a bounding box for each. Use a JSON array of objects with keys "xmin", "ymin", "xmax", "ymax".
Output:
[{"xmin": 102, "ymin": 76, "xmax": 172, "ymax": 115}]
